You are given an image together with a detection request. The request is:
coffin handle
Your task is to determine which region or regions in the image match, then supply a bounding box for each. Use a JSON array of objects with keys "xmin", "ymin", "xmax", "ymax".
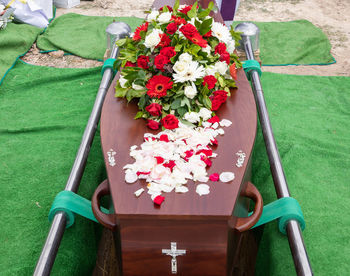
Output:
[
  {"xmin": 235, "ymin": 182, "xmax": 263, "ymax": 232},
  {"xmin": 91, "ymin": 179, "xmax": 118, "ymax": 231}
]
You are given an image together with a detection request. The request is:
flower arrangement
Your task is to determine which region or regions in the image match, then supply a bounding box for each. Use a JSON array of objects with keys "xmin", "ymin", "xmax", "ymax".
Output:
[{"xmin": 114, "ymin": 0, "xmax": 242, "ymax": 130}]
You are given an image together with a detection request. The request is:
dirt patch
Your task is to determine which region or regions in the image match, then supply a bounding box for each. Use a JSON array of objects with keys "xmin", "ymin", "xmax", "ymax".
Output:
[{"xmin": 21, "ymin": 0, "xmax": 350, "ymax": 76}]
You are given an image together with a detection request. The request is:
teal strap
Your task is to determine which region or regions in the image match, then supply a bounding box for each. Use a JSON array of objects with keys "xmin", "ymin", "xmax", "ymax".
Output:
[
  {"xmin": 250, "ymin": 197, "xmax": 305, "ymax": 235},
  {"xmin": 243, "ymin": 59, "xmax": 262, "ymax": 80},
  {"xmin": 101, "ymin": 58, "xmax": 117, "ymax": 76},
  {"xmin": 49, "ymin": 190, "xmax": 109, "ymax": 228}
]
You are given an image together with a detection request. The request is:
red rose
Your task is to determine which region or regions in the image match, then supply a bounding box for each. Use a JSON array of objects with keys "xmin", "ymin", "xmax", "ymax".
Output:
[
  {"xmin": 159, "ymin": 5, "xmax": 173, "ymax": 12},
  {"xmin": 146, "ymin": 75, "xmax": 173, "ymax": 98},
  {"xmin": 179, "ymin": 23, "xmax": 198, "ymax": 39},
  {"xmin": 215, "ymin": 42, "xmax": 227, "ymax": 55},
  {"xmin": 166, "ymin": 22, "xmax": 178, "ymax": 34},
  {"xmin": 211, "ymin": 98, "xmax": 222, "ymax": 111},
  {"xmin": 156, "ymin": 33, "xmax": 171, "ymax": 48},
  {"xmin": 213, "ymin": 90, "xmax": 228, "ymax": 103},
  {"xmin": 133, "ymin": 22, "xmax": 148, "ymax": 41},
  {"xmin": 147, "ymin": 119, "xmax": 160, "ymax": 130},
  {"xmin": 124, "ymin": 61, "xmax": 136, "ymax": 67},
  {"xmin": 203, "ymin": 30, "xmax": 212, "ymax": 38},
  {"xmin": 137, "ymin": 55, "xmax": 150, "ymax": 69},
  {"xmin": 160, "ymin": 47, "xmax": 176, "ymax": 59},
  {"xmin": 220, "ymin": 51, "xmax": 230, "ymax": 64},
  {"xmin": 161, "ymin": 114, "xmax": 179, "ymax": 129},
  {"xmin": 145, "ymin": 103, "xmax": 162, "ymax": 116},
  {"xmin": 154, "ymin": 54, "xmax": 169, "ymax": 71},
  {"xmin": 202, "ymin": 75, "xmax": 217, "ymax": 89},
  {"xmin": 208, "ymin": 115, "xmax": 220, "ymax": 123}
]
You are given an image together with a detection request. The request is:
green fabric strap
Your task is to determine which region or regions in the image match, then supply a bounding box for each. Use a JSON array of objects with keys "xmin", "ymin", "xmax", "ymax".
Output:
[
  {"xmin": 251, "ymin": 197, "xmax": 305, "ymax": 235},
  {"xmin": 243, "ymin": 59, "xmax": 262, "ymax": 80},
  {"xmin": 101, "ymin": 58, "xmax": 116, "ymax": 76},
  {"xmin": 49, "ymin": 190, "xmax": 109, "ymax": 228}
]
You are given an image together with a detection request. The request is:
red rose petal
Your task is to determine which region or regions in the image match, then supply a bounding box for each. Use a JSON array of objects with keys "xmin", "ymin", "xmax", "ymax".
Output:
[
  {"xmin": 159, "ymin": 134, "xmax": 169, "ymax": 142},
  {"xmin": 209, "ymin": 173, "xmax": 219, "ymax": 181},
  {"xmin": 154, "ymin": 156, "xmax": 164, "ymax": 164},
  {"xmin": 211, "ymin": 138, "xmax": 218, "ymax": 146},
  {"xmin": 136, "ymin": 171, "xmax": 150, "ymax": 176},
  {"xmin": 163, "ymin": 160, "xmax": 176, "ymax": 171},
  {"xmin": 153, "ymin": 195, "xmax": 165, "ymax": 205},
  {"xmin": 208, "ymin": 116, "xmax": 220, "ymax": 123}
]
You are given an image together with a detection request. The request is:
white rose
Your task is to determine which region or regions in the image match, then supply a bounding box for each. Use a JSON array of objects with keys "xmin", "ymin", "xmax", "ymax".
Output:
[
  {"xmin": 199, "ymin": 108, "xmax": 212, "ymax": 121},
  {"xmin": 173, "ymin": 60, "xmax": 189, "ymax": 74},
  {"xmin": 132, "ymin": 82, "xmax": 144, "ymax": 90},
  {"xmin": 178, "ymin": 53, "xmax": 193, "ymax": 64},
  {"xmin": 184, "ymin": 82, "xmax": 198, "ymax": 99},
  {"xmin": 227, "ymin": 40, "xmax": 236, "ymax": 54},
  {"xmin": 184, "ymin": 112, "xmax": 200, "ymax": 123},
  {"xmin": 147, "ymin": 10, "xmax": 159, "ymax": 22},
  {"xmin": 215, "ymin": 61, "xmax": 229, "ymax": 75},
  {"xmin": 158, "ymin": 12, "xmax": 172, "ymax": 23},
  {"xmin": 144, "ymin": 28, "xmax": 162, "ymax": 49},
  {"xmin": 119, "ymin": 75, "xmax": 128, "ymax": 88}
]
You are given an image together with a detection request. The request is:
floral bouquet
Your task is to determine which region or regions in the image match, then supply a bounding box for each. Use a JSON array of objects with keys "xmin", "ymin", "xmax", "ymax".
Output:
[{"xmin": 114, "ymin": 0, "xmax": 241, "ymax": 130}]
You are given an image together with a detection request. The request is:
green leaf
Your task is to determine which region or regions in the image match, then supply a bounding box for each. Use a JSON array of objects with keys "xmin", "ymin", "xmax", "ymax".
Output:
[
  {"xmin": 202, "ymin": 95, "xmax": 212, "ymax": 109},
  {"xmin": 134, "ymin": 111, "xmax": 144, "ymax": 119},
  {"xmin": 115, "ymin": 87, "xmax": 129, "ymax": 98},
  {"xmin": 174, "ymin": 0, "xmax": 180, "ymax": 11},
  {"xmin": 199, "ymin": 18, "xmax": 212, "ymax": 36},
  {"xmin": 138, "ymin": 94, "xmax": 149, "ymax": 109},
  {"xmin": 171, "ymin": 98, "xmax": 182, "ymax": 109},
  {"xmin": 181, "ymin": 97, "xmax": 191, "ymax": 109},
  {"xmin": 126, "ymin": 89, "xmax": 145, "ymax": 102},
  {"xmin": 163, "ymin": 5, "xmax": 169, "ymax": 12},
  {"xmin": 177, "ymin": 106, "xmax": 188, "ymax": 117},
  {"xmin": 218, "ymin": 75, "xmax": 225, "ymax": 87},
  {"xmin": 115, "ymin": 38, "xmax": 126, "ymax": 47},
  {"xmin": 198, "ymin": 1, "xmax": 214, "ymax": 18},
  {"xmin": 174, "ymin": 44, "xmax": 183, "ymax": 52},
  {"xmin": 187, "ymin": 2, "xmax": 198, "ymax": 18},
  {"xmin": 201, "ymin": 85, "xmax": 209, "ymax": 96}
]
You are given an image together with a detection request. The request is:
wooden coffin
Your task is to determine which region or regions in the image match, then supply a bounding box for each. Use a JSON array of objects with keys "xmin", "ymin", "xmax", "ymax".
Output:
[{"xmin": 92, "ymin": 0, "xmax": 263, "ymax": 275}]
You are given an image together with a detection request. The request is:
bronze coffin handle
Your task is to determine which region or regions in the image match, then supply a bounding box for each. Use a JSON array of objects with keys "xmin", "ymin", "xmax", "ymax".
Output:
[
  {"xmin": 91, "ymin": 179, "xmax": 118, "ymax": 231},
  {"xmin": 235, "ymin": 182, "xmax": 263, "ymax": 232}
]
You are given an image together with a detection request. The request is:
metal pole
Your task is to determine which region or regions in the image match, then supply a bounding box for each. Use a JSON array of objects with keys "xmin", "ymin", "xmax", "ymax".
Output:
[
  {"xmin": 34, "ymin": 23, "xmax": 131, "ymax": 276},
  {"xmin": 240, "ymin": 31, "xmax": 313, "ymax": 276}
]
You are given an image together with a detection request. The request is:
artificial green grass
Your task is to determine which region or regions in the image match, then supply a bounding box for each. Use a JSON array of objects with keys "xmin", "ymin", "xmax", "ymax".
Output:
[
  {"xmin": 0, "ymin": 61, "xmax": 106, "ymax": 275},
  {"xmin": 0, "ymin": 22, "xmax": 42, "ymax": 85},
  {"xmin": 37, "ymin": 13, "xmax": 144, "ymax": 60},
  {"xmin": 234, "ymin": 20, "xmax": 334, "ymax": 65},
  {"xmin": 254, "ymin": 72, "xmax": 350, "ymax": 275}
]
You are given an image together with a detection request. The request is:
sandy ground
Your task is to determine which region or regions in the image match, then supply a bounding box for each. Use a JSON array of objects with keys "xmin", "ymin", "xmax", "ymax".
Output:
[{"xmin": 21, "ymin": 0, "xmax": 350, "ymax": 77}]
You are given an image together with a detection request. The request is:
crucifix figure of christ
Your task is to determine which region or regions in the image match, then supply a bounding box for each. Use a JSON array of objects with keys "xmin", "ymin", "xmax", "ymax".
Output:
[{"xmin": 162, "ymin": 242, "xmax": 186, "ymax": 274}]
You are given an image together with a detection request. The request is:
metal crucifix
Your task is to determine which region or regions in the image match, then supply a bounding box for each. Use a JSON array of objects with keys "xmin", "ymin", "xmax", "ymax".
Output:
[{"xmin": 162, "ymin": 242, "xmax": 186, "ymax": 274}]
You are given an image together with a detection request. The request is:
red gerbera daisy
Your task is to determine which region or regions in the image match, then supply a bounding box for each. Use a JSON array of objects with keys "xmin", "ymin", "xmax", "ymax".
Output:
[
  {"xmin": 133, "ymin": 22, "xmax": 149, "ymax": 41},
  {"xmin": 190, "ymin": 33, "xmax": 208, "ymax": 48},
  {"xmin": 146, "ymin": 75, "xmax": 173, "ymax": 98}
]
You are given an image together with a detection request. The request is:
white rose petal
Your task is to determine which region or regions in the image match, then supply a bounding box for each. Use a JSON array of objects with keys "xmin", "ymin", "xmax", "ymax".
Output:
[
  {"xmin": 125, "ymin": 170, "xmax": 138, "ymax": 183},
  {"xmin": 202, "ymin": 121, "xmax": 212, "ymax": 128},
  {"xmin": 158, "ymin": 12, "xmax": 172, "ymax": 23},
  {"xmin": 196, "ymin": 184, "xmax": 210, "ymax": 196},
  {"xmin": 119, "ymin": 75, "xmax": 128, "ymax": 88},
  {"xmin": 134, "ymin": 188, "xmax": 144, "ymax": 197},
  {"xmin": 219, "ymin": 172, "xmax": 235, "ymax": 182},
  {"xmin": 132, "ymin": 83, "xmax": 144, "ymax": 90},
  {"xmin": 212, "ymin": 122, "xmax": 219, "ymax": 129},
  {"xmin": 175, "ymin": 186, "xmax": 189, "ymax": 193},
  {"xmin": 227, "ymin": 39, "xmax": 236, "ymax": 54},
  {"xmin": 219, "ymin": 119, "xmax": 232, "ymax": 127},
  {"xmin": 217, "ymin": 128, "xmax": 225, "ymax": 135},
  {"xmin": 151, "ymin": 193, "xmax": 162, "ymax": 200}
]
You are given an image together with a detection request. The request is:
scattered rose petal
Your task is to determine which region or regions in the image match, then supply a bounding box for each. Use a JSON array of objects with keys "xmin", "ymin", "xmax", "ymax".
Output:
[
  {"xmin": 219, "ymin": 119, "xmax": 232, "ymax": 127},
  {"xmin": 136, "ymin": 171, "xmax": 150, "ymax": 176},
  {"xmin": 209, "ymin": 173, "xmax": 219, "ymax": 181},
  {"xmin": 134, "ymin": 188, "xmax": 144, "ymax": 197},
  {"xmin": 208, "ymin": 116, "xmax": 220, "ymax": 123},
  {"xmin": 202, "ymin": 121, "xmax": 212, "ymax": 128},
  {"xmin": 211, "ymin": 138, "xmax": 218, "ymax": 145},
  {"xmin": 153, "ymin": 195, "xmax": 165, "ymax": 205},
  {"xmin": 217, "ymin": 128, "xmax": 225, "ymax": 135},
  {"xmin": 130, "ymin": 145, "xmax": 137, "ymax": 150},
  {"xmin": 159, "ymin": 134, "xmax": 169, "ymax": 142},
  {"xmin": 175, "ymin": 186, "xmax": 189, "ymax": 193},
  {"xmin": 125, "ymin": 170, "xmax": 138, "ymax": 183},
  {"xmin": 155, "ymin": 156, "xmax": 164, "ymax": 164},
  {"xmin": 212, "ymin": 122, "xmax": 219, "ymax": 129},
  {"xmin": 219, "ymin": 172, "xmax": 235, "ymax": 182},
  {"xmin": 196, "ymin": 184, "xmax": 210, "ymax": 196}
]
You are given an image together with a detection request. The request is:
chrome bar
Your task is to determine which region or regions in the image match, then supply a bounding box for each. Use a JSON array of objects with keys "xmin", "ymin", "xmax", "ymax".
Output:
[
  {"xmin": 242, "ymin": 35, "xmax": 313, "ymax": 276},
  {"xmin": 34, "ymin": 23, "xmax": 131, "ymax": 276}
]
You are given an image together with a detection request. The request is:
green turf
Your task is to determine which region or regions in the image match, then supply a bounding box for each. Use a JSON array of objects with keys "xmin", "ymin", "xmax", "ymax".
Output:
[
  {"xmin": 254, "ymin": 72, "xmax": 350, "ymax": 275},
  {"xmin": 0, "ymin": 61, "xmax": 106, "ymax": 275},
  {"xmin": 234, "ymin": 20, "xmax": 334, "ymax": 65},
  {"xmin": 37, "ymin": 13, "xmax": 144, "ymax": 60},
  {"xmin": 0, "ymin": 22, "xmax": 42, "ymax": 85}
]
